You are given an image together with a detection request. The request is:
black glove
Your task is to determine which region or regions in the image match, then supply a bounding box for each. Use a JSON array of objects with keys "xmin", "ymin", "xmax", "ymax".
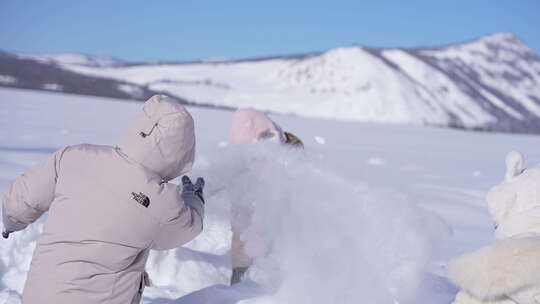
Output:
[
  {"xmin": 2, "ymin": 230, "xmax": 11, "ymax": 239},
  {"xmin": 182, "ymin": 176, "xmax": 205, "ymax": 204}
]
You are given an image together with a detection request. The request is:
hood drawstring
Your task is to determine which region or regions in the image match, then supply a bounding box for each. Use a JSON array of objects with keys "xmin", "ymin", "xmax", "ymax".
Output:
[{"xmin": 140, "ymin": 123, "xmax": 158, "ymax": 138}]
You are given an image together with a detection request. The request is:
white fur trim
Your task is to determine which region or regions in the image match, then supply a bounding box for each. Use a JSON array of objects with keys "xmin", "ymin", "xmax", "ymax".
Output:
[{"xmin": 448, "ymin": 236, "xmax": 540, "ymax": 301}]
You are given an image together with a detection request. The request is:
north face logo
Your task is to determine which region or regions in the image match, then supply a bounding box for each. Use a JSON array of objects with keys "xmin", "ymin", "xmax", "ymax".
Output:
[{"xmin": 131, "ymin": 192, "xmax": 150, "ymax": 208}]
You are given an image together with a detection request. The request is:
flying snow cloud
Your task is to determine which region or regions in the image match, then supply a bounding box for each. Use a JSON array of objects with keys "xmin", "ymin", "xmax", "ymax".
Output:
[{"xmin": 194, "ymin": 143, "xmax": 436, "ymax": 303}]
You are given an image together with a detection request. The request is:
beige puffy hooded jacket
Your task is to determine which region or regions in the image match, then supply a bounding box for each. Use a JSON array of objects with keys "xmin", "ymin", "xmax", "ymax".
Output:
[{"xmin": 1, "ymin": 95, "xmax": 204, "ymax": 304}]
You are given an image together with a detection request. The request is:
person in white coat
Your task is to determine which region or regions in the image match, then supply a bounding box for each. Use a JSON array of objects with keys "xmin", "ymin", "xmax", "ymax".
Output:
[{"xmin": 448, "ymin": 151, "xmax": 540, "ymax": 304}]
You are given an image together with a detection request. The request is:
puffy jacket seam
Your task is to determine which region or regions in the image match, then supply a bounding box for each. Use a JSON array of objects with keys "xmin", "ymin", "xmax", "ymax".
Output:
[
  {"xmin": 114, "ymin": 147, "xmax": 162, "ymax": 183},
  {"xmin": 54, "ymin": 146, "xmax": 70, "ymax": 183}
]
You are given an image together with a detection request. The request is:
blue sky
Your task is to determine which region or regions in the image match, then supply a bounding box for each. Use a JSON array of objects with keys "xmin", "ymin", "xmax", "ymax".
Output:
[{"xmin": 1, "ymin": 0, "xmax": 539, "ymax": 62}]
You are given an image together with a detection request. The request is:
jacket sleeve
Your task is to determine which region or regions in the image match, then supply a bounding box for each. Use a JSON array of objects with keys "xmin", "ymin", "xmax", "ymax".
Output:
[
  {"xmin": 2, "ymin": 147, "xmax": 67, "ymax": 232},
  {"xmin": 151, "ymin": 189, "xmax": 204, "ymax": 250}
]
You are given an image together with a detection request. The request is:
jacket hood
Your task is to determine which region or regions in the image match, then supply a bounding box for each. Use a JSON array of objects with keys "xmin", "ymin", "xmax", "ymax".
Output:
[
  {"xmin": 228, "ymin": 109, "xmax": 285, "ymax": 145},
  {"xmin": 119, "ymin": 95, "xmax": 195, "ymax": 181}
]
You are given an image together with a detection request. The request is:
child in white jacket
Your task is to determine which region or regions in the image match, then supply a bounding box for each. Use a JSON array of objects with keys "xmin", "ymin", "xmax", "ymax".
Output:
[{"xmin": 449, "ymin": 151, "xmax": 540, "ymax": 304}]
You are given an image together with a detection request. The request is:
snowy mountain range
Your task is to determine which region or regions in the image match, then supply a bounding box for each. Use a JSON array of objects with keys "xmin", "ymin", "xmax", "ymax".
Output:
[
  {"xmin": 18, "ymin": 53, "xmax": 127, "ymax": 67},
  {"xmin": 0, "ymin": 51, "xmax": 171, "ymax": 102},
  {"xmin": 1, "ymin": 33, "xmax": 540, "ymax": 133}
]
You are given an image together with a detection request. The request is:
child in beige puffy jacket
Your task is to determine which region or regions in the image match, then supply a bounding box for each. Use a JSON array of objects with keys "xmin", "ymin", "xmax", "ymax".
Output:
[{"xmin": 2, "ymin": 95, "xmax": 205, "ymax": 304}]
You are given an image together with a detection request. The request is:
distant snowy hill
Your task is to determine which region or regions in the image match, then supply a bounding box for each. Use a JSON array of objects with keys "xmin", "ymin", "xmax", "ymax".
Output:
[
  {"xmin": 2, "ymin": 33, "xmax": 540, "ymax": 133},
  {"xmin": 0, "ymin": 51, "xmax": 189, "ymax": 103},
  {"xmin": 19, "ymin": 53, "xmax": 126, "ymax": 67}
]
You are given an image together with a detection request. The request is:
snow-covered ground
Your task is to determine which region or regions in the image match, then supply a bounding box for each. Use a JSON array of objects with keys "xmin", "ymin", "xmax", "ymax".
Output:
[{"xmin": 1, "ymin": 88, "xmax": 540, "ymax": 303}]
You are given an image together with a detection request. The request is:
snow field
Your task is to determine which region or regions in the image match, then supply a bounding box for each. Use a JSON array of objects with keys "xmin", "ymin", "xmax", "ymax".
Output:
[{"xmin": 2, "ymin": 88, "xmax": 540, "ymax": 303}]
